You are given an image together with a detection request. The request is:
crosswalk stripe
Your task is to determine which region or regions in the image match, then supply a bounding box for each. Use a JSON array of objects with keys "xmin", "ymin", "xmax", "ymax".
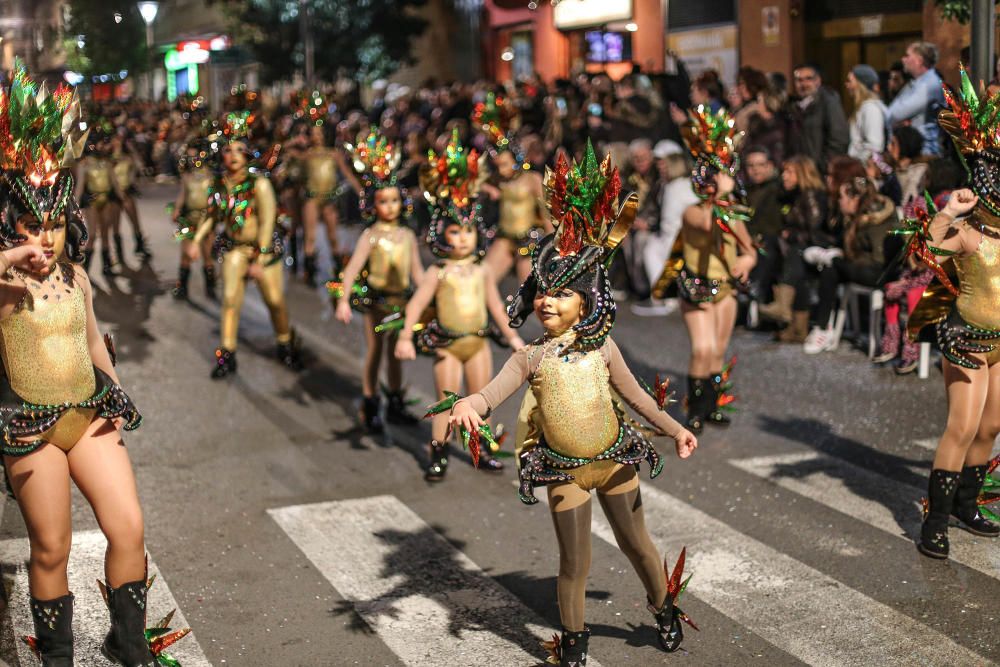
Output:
[
  {"xmin": 0, "ymin": 530, "xmax": 210, "ymax": 667},
  {"xmin": 731, "ymin": 451, "xmax": 1000, "ymax": 580},
  {"xmin": 538, "ymin": 478, "xmax": 989, "ymax": 665},
  {"xmin": 268, "ymin": 495, "xmax": 603, "ymax": 667}
]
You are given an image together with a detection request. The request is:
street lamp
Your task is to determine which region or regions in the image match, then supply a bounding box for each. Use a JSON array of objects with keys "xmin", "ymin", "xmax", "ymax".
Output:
[{"xmin": 137, "ymin": 1, "xmax": 159, "ymax": 100}]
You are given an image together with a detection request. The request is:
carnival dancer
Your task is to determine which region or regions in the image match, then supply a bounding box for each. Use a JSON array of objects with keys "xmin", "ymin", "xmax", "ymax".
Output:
[
  {"xmin": 109, "ymin": 133, "xmax": 152, "ymax": 264},
  {"xmin": 170, "ymin": 136, "xmax": 216, "ymax": 300},
  {"xmin": 193, "ymin": 110, "xmax": 302, "ymax": 378},
  {"xmin": 334, "ymin": 128, "xmax": 423, "ymax": 433},
  {"xmin": 299, "ymin": 92, "xmax": 361, "ymax": 286},
  {"xmin": 903, "ymin": 68, "xmax": 1000, "ymax": 559},
  {"xmin": 677, "ymin": 107, "xmax": 757, "ymax": 433},
  {"xmin": 0, "ymin": 62, "xmax": 188, "ymax": 666},
  {"xmin": 475, "ymin": 93, "xmax": 549, "ymax": 283},
  {"xmin": 75, "ymin": 125, "xmax": 122, "ymax": 276},
  {"xmin": 394, "ymin": 131, "xmax": 525, "ymax": 480},
  {"xmin": 444, "ymin": 142, "xmax": 699, "ymax": 665}
]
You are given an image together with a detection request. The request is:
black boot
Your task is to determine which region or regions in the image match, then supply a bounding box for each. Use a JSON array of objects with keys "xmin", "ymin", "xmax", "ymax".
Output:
[
  {"xmin": 547, "ymin": 628, "xmax": 589, "ymax": 667},
  {"xmin": 384, "ymin": 389, "xmax": 420, "ymax": 426},
  {"xmin": 276, "ymin": 332, "xmax": 304, "ymax": 371},
  {"xmin": 100, "ymin": 579, "xmax": 157, "ymax": 667},
  {"xmin": 203, "ymin": 265, "xmax": 217, "ymax": 300},
  {"xmin": 649, "ymin": 595, "xmax": 685, "ymax": 653},
  {"xmin": 425, "ymin": 439, "xmax": 448, "ymax": 482},
  {"xmin": 360, "ymin": 395, "xmax": 383, "ymax": 434},
  {"xmin": 478, "ymin": 446, "xmax": 504, "ymax": 473},
  {"xmin": 172, "ymin": 266, "xmax": 190, "ymax": 299},
  {"xmin": 211, "ymin": 348, "xmax": 237, "ymax": 379},
  {"xmin": 24, "ymin": 593, "xmax": 74, "ymax": 666},
  {"xmin": 706, "ymin": 371, "xmax": 731, "ymax": 427},
  {"xmin": 102, "ymin": 248, "xmax": 115, "ymax": 276},
  {"xmin": 113, "ymin": 233, "xmax": 126, "ymax": 266},
  {"xmin": 303, "ymin": 253, "xmax": 318, "ymax": 287},
  {"xmin": 134, "ymin": 233, "xmax": 151, "ymax": 260},
  {"xmin": 685, "ymin": 377, "xmax": 711, "ymax": 434},
  {"xmin": 952, "ymin": 465, "xmax": 1000, "ymax": 537},
  {"xmin": 919, "ymin": 469, "xmax": 960, "ymax": 559},
  {"xmin": 287, "ymin": 232, "xmax": 299, "ymax": 275}
]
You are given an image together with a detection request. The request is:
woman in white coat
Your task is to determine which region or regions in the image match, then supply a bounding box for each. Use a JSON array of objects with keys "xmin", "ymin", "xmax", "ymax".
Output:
[{"xmin": 846, "ymin": 64, "xmax": 888, "ymax": 163}]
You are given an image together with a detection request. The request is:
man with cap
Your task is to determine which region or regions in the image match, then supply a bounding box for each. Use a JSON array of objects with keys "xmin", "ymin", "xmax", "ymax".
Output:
[{"xmin": 847, "ymin": 64, "xmax": 888, "ymax": 162}]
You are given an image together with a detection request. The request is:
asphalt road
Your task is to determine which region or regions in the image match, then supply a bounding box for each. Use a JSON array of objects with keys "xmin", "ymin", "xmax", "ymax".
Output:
[{"xmin": 0, "ymin": 182, "xmax": 996, "ymax": 667}]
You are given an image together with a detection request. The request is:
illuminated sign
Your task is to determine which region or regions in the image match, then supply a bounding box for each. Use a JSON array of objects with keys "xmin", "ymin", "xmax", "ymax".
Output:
[{"xmin": 553, "ymin": 0, "xmax": 631, "ymax": 30}]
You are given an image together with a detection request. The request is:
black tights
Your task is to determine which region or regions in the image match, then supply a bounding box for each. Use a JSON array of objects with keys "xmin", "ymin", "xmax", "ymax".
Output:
[{"xmin": 549, "ymin": 478, "xmax": 667, "ymax": 631}]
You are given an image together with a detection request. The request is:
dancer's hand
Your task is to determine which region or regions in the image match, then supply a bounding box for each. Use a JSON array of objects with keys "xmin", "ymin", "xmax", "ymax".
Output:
[
  {"xmin": 673, "ymin": 428, "xmax": 697, "ymax": 459},
  {"xmin": 335, "ymin": 300, "xmax": 353, "ymax": 324},
  {"xmin": 395, "ymin": 337, "xmax": 416, "ymax": 360},
  {"xmin": 449, "ymin": 399, "xmax": 484, "ymax": 434},
  {"xmin": 2, "ymin": 246, "xmax": 47, "ymax": 273},
  {"xmin": 731, "ymin": 255, "xmax": 756, "ymax": 283},
  {"xmin": 943, "ymin": 188, "xmax": 978, "ymax": 218},
  {"xmin": 509, "ymin": 335, "xmax": 525, "ymax": 351}
]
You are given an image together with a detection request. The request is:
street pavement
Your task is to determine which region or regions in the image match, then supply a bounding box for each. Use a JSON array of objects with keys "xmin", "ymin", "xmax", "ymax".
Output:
[{"xmin": 0, "ymin": 182, "xmax": 996, "ymax": 666}]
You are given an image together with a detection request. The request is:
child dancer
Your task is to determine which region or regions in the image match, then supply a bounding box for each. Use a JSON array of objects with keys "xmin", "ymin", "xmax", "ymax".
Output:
[
  {"xmin": 335, "ymin": 129, "xmax": 423, "ymax": 433},
  {"xmin": 447, "ymin": 143, "xmax": 698, "ymax": 665},
  {"xmin": 170, "ymin": 137, "xmax": 216, "ymax": 300},
  {"xmin": 394, "ymin": 131, "xmax": 524, "ymax": 479}
]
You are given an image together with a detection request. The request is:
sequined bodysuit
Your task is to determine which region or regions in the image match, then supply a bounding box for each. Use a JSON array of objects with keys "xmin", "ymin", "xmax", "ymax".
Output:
[
  {"xmin": 305, "ymin": 148, "xmax": 338, "ymax": 200},
  {"xmin": 498, "ymin": 176, "xmax": 542, "ymax": 250},
  {"xmin": 432, "ymin": 258, "xmax": 488, "ymax": 362},
  {"xmin": 366, "ymin": 221, "xmax": 413, "ymax": 298},
  {"xmin": 679, "ymin": 223, "xmax": 737, "ymax": 304}
]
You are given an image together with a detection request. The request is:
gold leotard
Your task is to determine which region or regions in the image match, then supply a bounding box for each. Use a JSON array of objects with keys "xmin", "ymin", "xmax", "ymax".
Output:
[
  {"xmin": 112, "ymin": 157, "xmax": 134, "ymax": 193},
  {"xmin": 0, "ymin": 273, "xmax": 97, "ymax": 449},
  {"xmin": 436, "ymin": 259, "xmax": 488, "ymax": 362},
  {"xmin": 681, "ymin": 224, "xmax": 737, "ymax": 303},
  {"xmin": 85, "ymin": 159, "xmax": 114, "ymax": 207},
  {"xmin": 305, "ymin": 149, "xmax": 338, "ymax": 199},
  {"xmin": 955, "ymin": 233, "xmax": 1000, "ymax": 331},
  {"xmin": 181, "ymin": 169, "xmax": 213, "ymax": 229},
  {"xmin": 498, "ymin": 177, "xmax": 541, "ymax": 242},
  {"xmin": 366, "ymin": 222, "xmax": 413, "ymax": 296}
]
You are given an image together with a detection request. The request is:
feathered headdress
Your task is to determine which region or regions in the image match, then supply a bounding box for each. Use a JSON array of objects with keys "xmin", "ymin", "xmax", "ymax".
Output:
[
  {"xmin": 347, "ymin": 127, "xmax": 402, "ymax": 189},
  {"xmin": 682, "ymin": 105, "xmax": 743, "ymax": 196},
  {"xmin": 508, "ymin": 140, "xmax": 638, "ymax": 350},
  {"xmin": 0, "ymin": 59, "xmax": 89, "ymax": 258},
  {"xmin": 420, "ymin": 128, "xmax": 488, "ymax": 256},
  {"xmin": 293, "ymin": 88, "xmax": 327, "ymax": 126},
  {"xmin": 472, "ymin": 92, "xmax": 519, "ymax": 154},
  {"xmin": 221, "ymin": 110, "xmax": 254, "ymax": 143}
]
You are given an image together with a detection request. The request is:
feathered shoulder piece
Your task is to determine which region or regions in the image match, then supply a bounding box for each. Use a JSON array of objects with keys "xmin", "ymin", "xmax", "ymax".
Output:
[
  {"xmin": 682, "ymin": 105, "xmax": 743, "ymax": 173},
  {"xmin": 472, "ymin": 92, "xmax": 517, "ymax": 152},
  {"xmin": 543, "ymin": 140, "xmax": 637, "ymax": 257},
  {"xmin": 941, "ymin": 64, "xmax": 1000, "ymax": 154},
  {"xmin": 0, "ymin": 59, "xmax": 87, "ymax": 186},
  {"xmin": 420, "ymin": 128, "xmax": 487, "ymax": 209},
  {"xmin": 346, "ymin": 127, "xmax": 401, "ymax": 189}
]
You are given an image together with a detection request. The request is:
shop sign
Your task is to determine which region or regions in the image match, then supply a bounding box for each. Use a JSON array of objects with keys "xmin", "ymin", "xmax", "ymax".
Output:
[
  {"xmin": 666, "ymin": 24, "xmax": 738, "ymax": 86},
  {"xmin": 553, "ymin": 0, "xmax": 631, "ymax": 30}
]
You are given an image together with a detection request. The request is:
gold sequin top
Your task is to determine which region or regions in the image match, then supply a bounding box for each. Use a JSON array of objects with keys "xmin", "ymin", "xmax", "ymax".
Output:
[
  {"xmin": 183, "ymin": 169, "xmax": 213, "ymax": 212},
  {"xmin": 305, "ymin": 148, "xmax": 338, "ymax": 197},
  {"xmin": 955, "ymin": 233, "xmax": 1000, "ymax": 330},
  {"xmin": 366, "ymin": 222, "xmax": 413, "ymax": 294},
  {"xmin": 529, "ymin": 340, "xmax": 620, "ymax": 458},
  {"xmin": 436, "ymin": 259, "xmax": 487, "ymax": 334},
  {"xmin": 682, "ymin": 223, "xmax": 736, "ymax": 280},
  {"xmin": 498, "ymin": 177, "xmax": 540, "ymax": 239},
  {"xmin": 112, "ymin": 157, "xmax": 134, "ymax": 191},
  {"xmin": 0, "ymin": 270, "xmax": 96, "ymax": 406},
  {"xmin": 85, "ymin": 159, "xmax": 113, "ymax": 194}
]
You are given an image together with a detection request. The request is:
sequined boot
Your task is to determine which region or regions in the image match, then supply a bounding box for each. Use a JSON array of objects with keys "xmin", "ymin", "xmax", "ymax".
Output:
[
  {"xmin": 706, "ymin": 371, "xmax": 731, "ymax": 427},
  {"xmin": 276, "ymin": 332, "xmax": 304, "ymax": 371},
  {"xmin": 551, "ymin": 628, "xmax": 589, "ymax": 666},
  {"xmin": 952, "ymin": 465, "xmax": 1000, "ymax": 537},
  {"xmin": 113, "ymin": 233, "xmax": 126, "ymax": 266},
  {"xmin": 303, "ymin": 253, "xmax": 318, "ymax": 287},
  {"xmin": 918, "ymin": 469, "xmax": 960, "ymax": 559},
  {"xmin": 172, "ymin": 266, "xmax": 190, "ymax": 299},
  {"xmin": 133, "ymin": 233, "xmax": 151, "ymax": 260},
  {"xmin": 648, "ymin": 595, "xmax": 684, "ymax": 653},
  {"xmin": 101, "ymin": 579, "xmax": 158, "ymax": 667},
  {"xmin": 203, "ymin": 265, "xmax": 217, "ymax": 301},
  {"xmin": 102, "ymin": 248, "xmax": 115, "ymax": 276},
  {"xmin": 360, "ymin": 395, "xmax": 383, "ymax": 434},
  {"xmin": 210, "ymin": 348, "xmax": 237, "ymax": 379},
  {"xmin": 384, "ymin": 389, "xmax": 420, "ymax": 426},
  {"xmin": 425, "ymin": 440, "xmax": 448, "ymax": 482},
  {"xmin": 685, "ymin": 377, "xmax": 711, "ymax": 434},
  {"xmin": 477, "ymin": 446, "xmax": 505, "ymax": 472},
  {"xmin": 25, "ymin": 593, "xmax": 73, "ymax": 666}
]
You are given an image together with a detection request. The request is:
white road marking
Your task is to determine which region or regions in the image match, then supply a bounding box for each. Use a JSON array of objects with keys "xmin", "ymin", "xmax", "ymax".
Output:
[
  {"xmin": 269, "ymin": 495, "xmax": 602, "ymax": 667},
  {"xmin": 0, "ymin": 530, "xmax": 210, "ymax": 667},
  {"xmin": 534, "ymin": 478, "xmax": 992, "ymax": 666},
  {"xmin": 731, "ymin": 451, "xmax": 1000, "ymax": 580}
]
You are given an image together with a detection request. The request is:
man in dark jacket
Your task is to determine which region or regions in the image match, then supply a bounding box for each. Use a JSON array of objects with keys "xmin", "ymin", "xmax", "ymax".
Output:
[
  {"xmin": 744, "ymin": 147, "xmax": 784, "ymax": 303},
  {"xmin": 786, "ymin": 64, "xmax": 849, "ymax": 171}
]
